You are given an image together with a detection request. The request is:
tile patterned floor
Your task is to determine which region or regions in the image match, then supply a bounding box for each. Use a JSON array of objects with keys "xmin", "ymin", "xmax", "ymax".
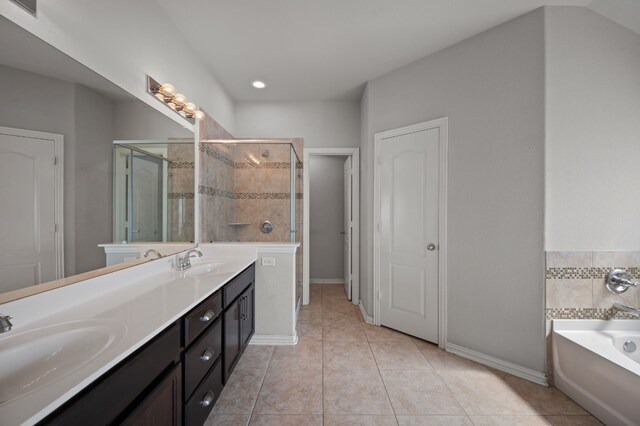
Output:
[{"xmin": 205, "ymin": 284, "xmax": 601, "ymax": 426}]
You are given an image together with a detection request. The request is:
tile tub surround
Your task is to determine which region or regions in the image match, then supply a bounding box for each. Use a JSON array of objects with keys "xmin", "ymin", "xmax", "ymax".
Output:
[
  {"xmin": 546, "ymin": 251, "xmax": 640, "ymax": 320},
  {"xmin": 545, "ymin": 250, "xmax": 640, "ymax": 384},
  {"xmin": 203, "ymin": 284, "xmax": 598, "ymax": 426}
]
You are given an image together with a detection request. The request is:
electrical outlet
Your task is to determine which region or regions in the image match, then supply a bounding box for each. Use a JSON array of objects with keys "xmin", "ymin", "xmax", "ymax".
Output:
[{"xmin": 261, "ymin": 257, "xmax": 276, "ymax": 267}]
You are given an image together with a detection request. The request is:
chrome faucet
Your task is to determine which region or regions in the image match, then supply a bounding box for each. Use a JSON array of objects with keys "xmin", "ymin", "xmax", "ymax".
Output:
[
  {"xmin": 176, "ymin": 249, "xmax": 203, "ymax": 271},
  {"xmin": 0, "ymin": 314, "xmax": 13, "ymax": 333},
  {"xmin": 143, "ymin": 249, "xmax": 163, "ymax": 259},
  {"xmin": 613, "ymin": 303, "xmax": 640, "ymax": 317},
  {"xmin": 606, "ymin": 269, "xmax": 639, "ymax": 294}
]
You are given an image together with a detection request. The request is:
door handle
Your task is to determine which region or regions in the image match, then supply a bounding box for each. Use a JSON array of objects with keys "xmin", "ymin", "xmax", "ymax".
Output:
[
  {"xmin": 340, "ymin": 231, "xmax": 346, "ymax": 235},
  {"xmin": 426, "ymin": 243, "xmax": 437, "ymax": 251}
]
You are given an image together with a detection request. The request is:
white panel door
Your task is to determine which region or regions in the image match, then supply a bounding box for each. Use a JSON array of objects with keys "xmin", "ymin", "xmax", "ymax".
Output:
[
  {"xmin": 379, "ymin": 128, "xmax": 439, "ymax": 342},
  {"xmin": 343, "ymin": 157, "xmax": 352, "ymax": 300},
  {"xmin": 0, "ymin": 132, "xmax": 56, "ymax": 292}
]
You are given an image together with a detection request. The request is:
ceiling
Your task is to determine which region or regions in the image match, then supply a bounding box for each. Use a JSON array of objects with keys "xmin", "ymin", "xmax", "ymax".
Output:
[{"xmin": 157, "ymin": 0, "xmax": 637, "ymax": 102}]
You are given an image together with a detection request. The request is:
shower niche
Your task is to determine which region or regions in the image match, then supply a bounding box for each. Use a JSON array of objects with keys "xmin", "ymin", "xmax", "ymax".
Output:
[{"xmin": 198, "ymin": 140, "xmax": 302, "ymax": 243}]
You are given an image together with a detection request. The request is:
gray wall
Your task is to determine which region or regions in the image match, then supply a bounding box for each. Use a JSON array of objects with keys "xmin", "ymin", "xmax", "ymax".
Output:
[
  {"xmin": 361, "ymin": 9, "xmax": 546, "ymax": 373},
  {"xmin": 309, "ymin": 156, "xmax": 347, "ymax": 280},
  {"xmin": 0, "ymin": 65, "xmax": 79, "ymax": 275},
  {"xmin": 113, "ymin": 101, "xmax": 193, "ymax": 141},
  {"xmin": 74, "ymin": 85, "xmax": 115, "ymax": 273},
  {"xmin": 545, "ymin": 7, "xmax": 640, "ymax": 251},
  {"xmin": 234, "ymin": 101, "xmax": 360, "ymax": 148}
]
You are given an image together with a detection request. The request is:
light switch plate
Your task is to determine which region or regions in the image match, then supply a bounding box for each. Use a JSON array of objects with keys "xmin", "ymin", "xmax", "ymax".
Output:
[{"xmin": 261, "ymin": 257, "xmax": 276, "ymax": 266}]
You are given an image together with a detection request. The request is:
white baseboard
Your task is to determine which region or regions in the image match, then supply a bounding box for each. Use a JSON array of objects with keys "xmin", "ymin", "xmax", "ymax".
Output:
[
  {"xmin": 445, "ymin": 342, "xmax": 548, "ymax": 386},
  {"xmin": 359, "ymin": 301, "xmax": 374, "ymax": 324},
  {"xmin": 310, "ymin": 278, "xmax": 345, "ymax": 284},
  {"xmin": 250, "ymin": 334, "xmax": 298, "ymax": 345}
]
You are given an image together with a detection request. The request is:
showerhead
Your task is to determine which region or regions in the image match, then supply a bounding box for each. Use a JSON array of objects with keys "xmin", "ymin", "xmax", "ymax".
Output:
[{"xmin": 261, "ymin": 149, "xmax": 270, "ymax": 158}]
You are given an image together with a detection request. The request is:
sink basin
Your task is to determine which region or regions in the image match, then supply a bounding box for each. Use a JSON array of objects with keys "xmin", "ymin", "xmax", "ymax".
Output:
[
  {"xmin": 183, "ymin": 259, "xmax": 248, "ymax": 278},
  {"xmin": 0, "ymin": 319, "xmax": 126, "ymax": 405}
]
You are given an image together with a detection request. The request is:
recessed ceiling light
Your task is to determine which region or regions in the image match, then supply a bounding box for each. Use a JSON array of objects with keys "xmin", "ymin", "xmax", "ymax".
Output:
[{"xmin": 252, "ymin": 80, "xmax": 266, "ymax": 89}]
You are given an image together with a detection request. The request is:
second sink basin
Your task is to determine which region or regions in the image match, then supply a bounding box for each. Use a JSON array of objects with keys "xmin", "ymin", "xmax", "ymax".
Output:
[
  {"xmin": 0, "ymin": 319, "xmax": 126, "ymax": 405},
  {"xmin": 184, "ymin": 259, "xmax": 249, "ymax": 278}
]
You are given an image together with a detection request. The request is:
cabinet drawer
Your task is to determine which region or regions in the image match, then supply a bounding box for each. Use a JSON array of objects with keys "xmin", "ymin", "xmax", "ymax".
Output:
[
  {"xmin": 184, "ymin": 359, "xmax": 223, "ymax": 426},
  {"xmin": 184, "ymin": 290, "xmax": 222, "ymax": 346},
  {"xmin": 223, "ymin": 263, "xmax": 255, "ymax": 308},
  {"xmin": 184, "ymin": 317, "xmax": 222, "ymax": 399}
]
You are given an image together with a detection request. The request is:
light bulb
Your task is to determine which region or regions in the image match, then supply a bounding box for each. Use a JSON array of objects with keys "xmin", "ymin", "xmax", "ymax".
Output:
[
  {"xmin": 173, "ymin": 93, "xmax": 186, "ymax": 106},
  {"xmin": 167, "ymin": 102, "xmax": 177, "ymax": 110},
  {"xmin": 194, "ymin": 110, "xmax": 205, "ymax": 120},
  {"xmin": 184, "ymin": 102, "xmax": 197, "ymax": 114},
  {"xmin": 159, "ymin": 83, "xmax": 176, "ymax": 98}
]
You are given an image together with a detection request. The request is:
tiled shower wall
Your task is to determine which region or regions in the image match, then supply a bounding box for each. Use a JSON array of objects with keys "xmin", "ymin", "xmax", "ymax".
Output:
[
  {"xmin": 167, "ymin": 143, "xmax": 194, "ymax": 241},
  {"xmin": 198, "ymin": 142, "xmax": 303, "ymax": 244},
  {"xmin": 545, "ymin": 250, "xmax": 639, "ymax": 382}
]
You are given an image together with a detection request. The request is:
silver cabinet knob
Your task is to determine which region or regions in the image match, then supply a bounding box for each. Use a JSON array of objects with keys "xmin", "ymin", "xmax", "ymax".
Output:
[
  {"xmin": 200, "ymin": 347, "xmax": 215, "ymax": 362},
  {"xmin": 200, "ymin": 390, "xmax": 215, "ymax": 407},
  {"xmin": 200, "ymin": 309, "xmax": 215, "ymax": 322},
  {"xmin": 426, "ymin": 243, "xmax": 437, "ymax": 251}
]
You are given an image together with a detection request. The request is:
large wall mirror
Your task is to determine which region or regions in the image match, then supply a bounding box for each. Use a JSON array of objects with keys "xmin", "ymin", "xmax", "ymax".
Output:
[{"xmin": 0, "ymin": 15, "xmax": 196, "ymax": 297}]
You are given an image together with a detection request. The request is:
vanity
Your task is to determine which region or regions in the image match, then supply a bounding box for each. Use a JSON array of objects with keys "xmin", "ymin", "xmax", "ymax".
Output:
[{"xmin": 0, "ymin": 253, "xmax": 257, "ymax": 426}]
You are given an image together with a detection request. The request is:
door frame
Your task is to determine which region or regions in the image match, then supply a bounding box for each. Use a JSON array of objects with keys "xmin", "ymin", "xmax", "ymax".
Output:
[
  {"xmin": 0, "ymin": 125, "xmax": 65, "ymax": 280},
  {"xmin": 373, "ymin": 117, "xmax": 448, "ymax": 348},
  {"xmin": 303, "ymin": 147, "xmax": 360, "ymax": 306}
]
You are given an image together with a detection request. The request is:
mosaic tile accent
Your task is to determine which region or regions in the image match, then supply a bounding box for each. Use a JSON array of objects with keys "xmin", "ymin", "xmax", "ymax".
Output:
[
  {"xmin": 235, "ymin": 161, "xmax": 291, "ymax": 169},
  {"xmin": 168, "ymin": 192, "xmax": 195, "ymax": 200},
  {"xmin": 200, "ymin": 143, "xmax": 302, "ymax": 170},
  {"xmin": 546, "ymin": 266, "xmax": 640, "ymax": 280},
  {"xmin": 546, "ymin": 307, "xmax": 637, "ymax": 320},
  {"xmin": 198, "ymin": 186, "xmax": 304, "ymax": 200},
  {"xmin": 168, "ymin": 161, "xmax": 195, "ymax": 169},
  {"xmin": 198, "ymin": 185, "xmax": 235, "ymax": 199},
  {"xmin": 199, "ymin": 143, "xmax": 235, "ymax": 168}
]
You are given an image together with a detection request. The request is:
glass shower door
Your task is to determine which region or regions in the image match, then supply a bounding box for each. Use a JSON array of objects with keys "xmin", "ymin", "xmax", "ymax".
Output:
[{"xmin": 130, "ymin": 152, "xmax": 164, "ymax": 242}]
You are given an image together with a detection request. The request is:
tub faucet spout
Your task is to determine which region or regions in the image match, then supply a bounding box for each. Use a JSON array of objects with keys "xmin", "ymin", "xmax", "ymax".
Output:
[{"xmin": 613, "ymin": 303, "xmax": 640, "ymax": 317}]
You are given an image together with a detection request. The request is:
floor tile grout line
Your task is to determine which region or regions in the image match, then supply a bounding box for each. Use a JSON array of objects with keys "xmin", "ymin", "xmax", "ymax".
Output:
[
  {"xmin": 246, "ymin": 346, "xmax": 276, "ymax": 425},
  {"xmin": 418, "ymin": 348, "xmax": 472, "ymax": 419}
]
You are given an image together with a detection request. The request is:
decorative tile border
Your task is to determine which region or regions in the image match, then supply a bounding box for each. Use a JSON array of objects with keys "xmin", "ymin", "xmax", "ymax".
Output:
[
  {"xmin": 199, "ymin": 143, "xmax": 235, "ymax": 168},
  {"xmin": 546, "ymin": 266, "xmax": 640, "ymax": 280},
  {"xmin": 198, "ymin": 186, "xmax": 235, "ymax": 199},
  {"xmin": 199, "ymin": 143, "xmax": 304, "ymax": 170},
  {"xmin": 235, "ymin": 161, "xmax": 291, "ymax": 169},
  {"xmin": 168, "ymin": 192, "xmax": 195, "ymax": 199},
  {"xmin": 546, "ymin": 307, "xmax": 636, "ymax": 320},
  {"xmin": 198, "ymin": 186, "xmax": 303, "ymax": 200},
  {"xmin": 168, "ymin": 161, "xmax": 195, "ymax": 169}
]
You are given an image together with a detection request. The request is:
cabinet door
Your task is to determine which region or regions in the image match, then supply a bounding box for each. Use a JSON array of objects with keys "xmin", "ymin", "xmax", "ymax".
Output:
[
  {"xmin": 223, "ymin": 297, "xmax": 241, "ymax": 383},
  {"xmin": 240, "ymin": 283, "xmax": 255, "ymax": 350},
  {"xmin": 122, "ymin": 363, "xmax": 182, "ymax": 426}
]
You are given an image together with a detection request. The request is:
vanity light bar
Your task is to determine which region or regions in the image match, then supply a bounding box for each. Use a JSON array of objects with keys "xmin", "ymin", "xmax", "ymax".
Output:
[{"xmin": 146, "ymin": 75, "xmax": 205, "ymax": 123}]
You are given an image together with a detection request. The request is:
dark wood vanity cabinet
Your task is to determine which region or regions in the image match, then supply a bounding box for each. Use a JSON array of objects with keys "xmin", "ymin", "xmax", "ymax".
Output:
[
  {"xmin": 223, "ymin": 266, "xmax": 255, "ymax": 383},
  {"xmin": 41, "ymin": 262, "xmax": 255, "ymax": 426}
]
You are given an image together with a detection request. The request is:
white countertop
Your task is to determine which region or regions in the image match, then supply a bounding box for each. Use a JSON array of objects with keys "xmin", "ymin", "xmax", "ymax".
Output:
[{"xmin": 0, "ymin": 253, "xmax": 256, "ymax": 425}]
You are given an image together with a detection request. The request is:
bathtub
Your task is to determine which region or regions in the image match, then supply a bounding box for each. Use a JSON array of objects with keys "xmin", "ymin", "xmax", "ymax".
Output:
[{"xmin": 553, "ymin": 320, "xmax": 640, "ymax": 426}]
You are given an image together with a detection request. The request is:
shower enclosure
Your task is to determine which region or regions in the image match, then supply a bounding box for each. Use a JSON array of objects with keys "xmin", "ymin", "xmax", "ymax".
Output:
[
  {"xmin": 198, "ymin": 138, "xmax": 304, "ymax": 314},
  {"xmin": 198, "ymin": 140, "xmax": 301, "ymax": 244},
  {"xmin": 113, "ymin": 140, "xmax": 194, "ymax": 243}
]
